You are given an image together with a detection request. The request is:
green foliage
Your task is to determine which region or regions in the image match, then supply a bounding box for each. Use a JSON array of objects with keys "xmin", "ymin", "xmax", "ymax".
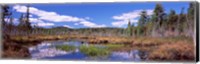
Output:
[
  {"xmin": 167, "ymin": 9, "xmax": 178, "ymax": 30},
  {"xmin": 139, "ymin": 10, "xmax": 149, "ymax": 26},
  {"xmin": 104, "ymin": 44, "xmax": 124, "ymax": 50},
  {"xmin": 136, "ymin": 10, "xmax": 150, "ymax": 36},
  {"xmin": 126, "ymin": 20, "xmax": 132, "ymax": 36},
  {"xmin": 2, "ymin": 3, "xmax": 195, "ymax": 38},
  {"xmin": 154, "ymin": 3, "xmax": 164, "ymax": 16},
  {"xmin": 188, "ymin": 2, "xmax": 195, "ymax": 20},
  {"xmin": 56, "ymin": 45, "xmax": 76, "ymax": 51},
  {"xmin": 80, "ymin": 45, "xmax": 110, "ymax": 57}
]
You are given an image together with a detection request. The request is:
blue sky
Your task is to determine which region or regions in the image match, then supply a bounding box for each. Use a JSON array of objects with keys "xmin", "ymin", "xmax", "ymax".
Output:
[{"xmin": 10, "ymin": 2, "xmax": 190, "ymax": 28}]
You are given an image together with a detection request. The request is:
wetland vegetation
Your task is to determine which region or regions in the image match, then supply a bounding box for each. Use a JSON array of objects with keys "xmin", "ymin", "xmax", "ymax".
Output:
[{"xmin": 1, "ymin": 2, "xmax": 196, "ymax": 61}]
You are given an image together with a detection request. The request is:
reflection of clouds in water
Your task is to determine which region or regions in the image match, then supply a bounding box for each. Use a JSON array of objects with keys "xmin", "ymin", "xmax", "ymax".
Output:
[
  {"xmin": 113, "ymin": 52, "xmax": 130, "ymax": 58},
  {"xmin": 111, "ymin": 50, "xmax": 141, "ymax": 61},
  {"xmin": 29, "ymin": 42, "xmax": 73, "ymax": 59},
  {"xmin": 31, "ymin": 48, "xmax": 71, "ymax": 59},
  {"xmin": 29, "ymin": 41, "xmax": 143, "ymax": 61}
]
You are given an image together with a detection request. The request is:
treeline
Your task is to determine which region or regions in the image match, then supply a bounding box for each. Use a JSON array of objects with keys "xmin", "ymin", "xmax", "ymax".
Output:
[
  {"xmin": 1, "ymin": 4, "xmax": 126, "ymax": 37},
  {"xmin": 126, "ymin": 2, "xmax": 196, "ymax": 38},
  {"xmin": 2, "ymin": 5, "xmax": 32, "ymax": 37},
  {"xmin": 1, "ymin": 2, "xmax": 196, "ymax": 38}
]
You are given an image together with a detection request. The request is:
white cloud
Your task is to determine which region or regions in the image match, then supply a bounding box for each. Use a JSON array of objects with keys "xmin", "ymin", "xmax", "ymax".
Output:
[
  {"xmin": 29, "ymin": 18, "xmax": 43, "ymax": 23},
  {"xmin": 13, "ymin": 5, "xmax": 106, "ymax": 28},
  {"xmin": 63, "ymin": 25, "xmax": 73, "ymax": 28},
  {"xmin": 79, "ymin": 20, "xmax": 106, "ymax": 28},
  {"xmin": 36, "ymin": 22, "xmax": 54, "ymax": 27},
  {"xmin": 111, "ymin": 9, "xmax": 153, "ymax": 27},
  {"xmin": 4, "ymin": 18, "xmax": 19, "ymax": 24},
  {"xmin": 29, "ymin": 15, "xmax": 33, "ymax": 17},
  {"xmin": 112, "ymin": 19, "xmax": 138, "ymax": 27},
  {"xmin": 13, "ymin": 5, "xmax": 81, "ymax": 22},
  {"xmin": 112, "ymin": 9, "xmax": 153, "ymax": 20}
]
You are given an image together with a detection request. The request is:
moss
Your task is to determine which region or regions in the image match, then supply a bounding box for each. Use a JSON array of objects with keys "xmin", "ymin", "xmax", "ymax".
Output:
[{"xmin": 56, "ymin": 45, "xmax": 76, "ymax": 51}]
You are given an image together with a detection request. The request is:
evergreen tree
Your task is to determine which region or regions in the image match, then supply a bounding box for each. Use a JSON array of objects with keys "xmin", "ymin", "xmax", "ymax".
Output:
[
  {"xmin": 1, "ymin": 5, "xmax": 12, "ymax": 30},
  {"xmin": 152, "ymin": 3, "xmax": 166, "ymax": 37},
  {"xmin": 138, "ymin": 10, "xmax": 148, "ymax": 26},
  {"xmin": 188, "ymin": 2, "xmax": 195, "ymax": 20},
  {"xmin": 167, "ymin": 9, "xmax": 178, "ymax": 32},
  {"xmin": 127, "ymin": 20, "xmax": 132, "ymax": 36},
  {"xmin": 25, "ymin": 5, "xmax": 32, "ymax": 32},
  {"xmin": 178, "ymin": 7, "xmax": 187, "ymax": 33},
  {"xmin": 18, "ymin": 5, "xmax": 32, "ymax": 34}
]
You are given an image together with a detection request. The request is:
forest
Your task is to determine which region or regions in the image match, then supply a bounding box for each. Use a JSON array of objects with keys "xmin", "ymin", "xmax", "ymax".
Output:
[{"xmin": 1, "ymin": 2, "xmax": 196, "ymax": 61}]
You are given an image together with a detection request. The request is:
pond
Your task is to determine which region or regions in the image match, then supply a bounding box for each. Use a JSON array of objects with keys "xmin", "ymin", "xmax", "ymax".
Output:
[{"xmin": 28, "ymin": 40, "xmax": 147, "ymax": 61}]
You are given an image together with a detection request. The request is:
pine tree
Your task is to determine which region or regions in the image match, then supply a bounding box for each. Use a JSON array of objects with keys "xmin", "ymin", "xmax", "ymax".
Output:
[
  {"xmin": 168, "ymin": 9, "xmax": 178, "ymax": 32},
  {"xmin": 127, "ymin": 20, "xmax": 132, "ymax": 36},
  {"xmin": 154, "ymin": 3, "xmax": 164, "ymax": 27},
  {"xmin": 1, "ymin": 5, "xmax": 12, "ymax": 30},
  {"xmin": 188, "ymin": 2, "xmax": 195, "ymax": 20},
  {"xmin": 185, "ymin": 2, "xmax": 195, "ymax": 37},
  {"xmin": 18, "ymin": 5, "xmax": 32, "ymax": 34},
  {"xmin": 131, "ymin": 23, "xmax": 135, "ymax": 36},
  {"xmin": 152, "ymin": 3, "xmax": 165, "ymax": 37},
  {"xmin": 25, "ymin": 5, "xmax": 32, "ymax": 32},
  {"xmin": 178, "ymin": 7, "xmax": 187, "ymax": 33},
  {"xmin": 138, "ymin": 10, "xmax": 148, "ymax": 26},
  {"xmin": 138, "ymin": 10, "xmax": 151, "ymax": 36}
]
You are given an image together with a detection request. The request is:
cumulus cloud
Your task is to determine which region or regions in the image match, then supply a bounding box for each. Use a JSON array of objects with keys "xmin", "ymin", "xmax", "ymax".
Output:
[
  {"xmin": 63, "ymin": 25, "xmax": 73, "ymax": 28},
  {"xmin": 29, "ymin": 15, "xmax": 33, "ymax": 17},
  {"xmin": 111, "ymin": 9, "xmax": 153, "ymax": 27},
  {"xmin": 112, "ymin": 19, "xmax": 138, "ymax": 27},
  {"xmin": 13, "ymin": 5, "xmax": 106, "ymax": 28},
  {"xmin": 4, "ymin": 18, "xmax": 19, "ymax": 24},
  {"xmin": 36, "ymin": 22, "xmax": 55, "ymax": 27},
  {"xmin": 13, "ymin": 5, "xmax": 81, "ymax": 22},
  {"xmin": 79, "ymin": 20, "xmax": 106, "ymax": 28},
  {"xmin": 29, "ymin": 18, "xmax": 43, "ymax": 23},
  {"xmin": 29, "ymin": 18, "xmax": 54, "ymax": 27}
]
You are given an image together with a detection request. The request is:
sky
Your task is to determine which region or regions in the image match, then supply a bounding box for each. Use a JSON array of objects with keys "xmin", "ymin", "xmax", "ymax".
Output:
[{"xmin": 10, "ymin": 2, "xmax": 190, "ymax": 28}]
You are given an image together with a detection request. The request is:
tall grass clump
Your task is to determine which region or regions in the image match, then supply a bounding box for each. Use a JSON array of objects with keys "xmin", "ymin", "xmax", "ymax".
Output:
[
  {"xmin": 56, "ymin": 45, "xmax": 76, "ymax": 51},
  {"xmin": 80, "ymin": 45, "xmax": 110, "ymax": 57}
]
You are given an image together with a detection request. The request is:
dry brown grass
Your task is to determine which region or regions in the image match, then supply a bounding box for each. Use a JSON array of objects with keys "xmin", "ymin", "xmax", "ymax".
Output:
[
  {"xmin": 148, "ymin": 41, "xmax": 195, "ymax": 61},
  {"xmin": 9, "ymin": 35, "xmax": 195, "ymax": 61},
  {"xmin": 2, "ymin": 40, "xmax": 30, "ymax": 58}
]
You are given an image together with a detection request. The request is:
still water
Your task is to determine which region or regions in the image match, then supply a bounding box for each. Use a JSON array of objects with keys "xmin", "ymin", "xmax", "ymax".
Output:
[{"xmin": 28, "ymin": 40, "xmax": 145, "ymax": 61}]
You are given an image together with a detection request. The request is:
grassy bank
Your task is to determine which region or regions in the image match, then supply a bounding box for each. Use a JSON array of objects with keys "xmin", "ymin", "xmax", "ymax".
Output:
[{"xmin": 8, "ymin": 35, "xmax": 195, "ymax": 61}]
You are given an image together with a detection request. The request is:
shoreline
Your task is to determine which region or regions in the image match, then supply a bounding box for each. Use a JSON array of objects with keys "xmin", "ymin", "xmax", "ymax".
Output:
[{"xmin": 3, "ymin": 35, "xmax": 195, "ymax": 61}]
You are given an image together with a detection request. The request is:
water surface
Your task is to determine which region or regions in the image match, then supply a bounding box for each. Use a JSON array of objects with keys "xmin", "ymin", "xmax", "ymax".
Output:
[{"xmin": 29, "ymin": 40, "xmax": 145, "ymax": 61}]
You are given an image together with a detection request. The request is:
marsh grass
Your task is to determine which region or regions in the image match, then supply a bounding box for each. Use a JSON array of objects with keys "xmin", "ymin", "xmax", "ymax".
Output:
[
  {"xmin": 56, "ymin": 45, "xmax": 76, "ymax": 51},
  {"xmin": 80, "ymin": 45, "xmax": 110, "ymax": 57},
  {"xmin": 103, "ymin": 44, "xmax": 125, "ymax": 50},
  {"xmin": 11, "ymin": 35, "xmax": 195, "ymax": 60},
  {"xmin": 148, "ymin": 42, "xmax": 195, "ymax": 61}
]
